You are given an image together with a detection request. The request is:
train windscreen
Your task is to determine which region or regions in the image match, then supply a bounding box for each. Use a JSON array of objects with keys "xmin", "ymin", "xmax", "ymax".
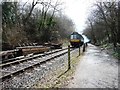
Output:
[{"xmin": 71, "ymin": 35, "xmax": 77, "ymax": 39}]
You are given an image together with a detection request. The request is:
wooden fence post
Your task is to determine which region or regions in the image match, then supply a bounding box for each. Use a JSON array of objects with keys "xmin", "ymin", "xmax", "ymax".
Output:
[
  {"xmin": 68, "ymin": 45, "xmax": 71, "ymax": 70},
  {"xmin": 83, "ymin": 44, "xmax": 85, "ymax": 52},
  {"xmin": 79, "ymin": 46, "xmax": 80, "ymax": 56}
]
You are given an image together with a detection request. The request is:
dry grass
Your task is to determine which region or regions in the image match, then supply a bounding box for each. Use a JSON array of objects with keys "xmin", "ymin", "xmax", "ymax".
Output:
[{"xmin": 33, "ymin": 48, "xmax": 85, "ymax": 88}]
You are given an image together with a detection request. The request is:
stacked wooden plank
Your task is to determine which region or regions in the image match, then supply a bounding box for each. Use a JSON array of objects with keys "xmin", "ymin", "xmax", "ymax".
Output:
[{"xmin": 16, "ymin": 46, "xmax": 50, "ymax": 56}]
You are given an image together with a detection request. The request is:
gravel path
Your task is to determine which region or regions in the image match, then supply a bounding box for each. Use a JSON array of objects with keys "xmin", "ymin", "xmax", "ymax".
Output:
[{"xmin": 67, "ymin": 44, "xmax": 119, "ymax": 88}]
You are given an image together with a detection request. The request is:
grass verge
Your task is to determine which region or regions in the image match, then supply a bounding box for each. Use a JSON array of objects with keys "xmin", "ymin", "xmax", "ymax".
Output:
[
  {"xmin": 100, "ymin": 43, "xmax": 120, "ymax": 60},
  {"xmin": 33, "ymin": 50, "xmax": 84, "ymax": 88}
]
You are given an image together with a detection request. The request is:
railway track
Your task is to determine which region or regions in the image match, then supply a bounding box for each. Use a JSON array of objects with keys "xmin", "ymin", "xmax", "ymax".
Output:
[
  {"xmin": 1, "ymin": 47, "xmax": 73, "ymax": 80},
  {"xmin": 1, "ymin": 47, "xmax": 66, "ymax": 64}
]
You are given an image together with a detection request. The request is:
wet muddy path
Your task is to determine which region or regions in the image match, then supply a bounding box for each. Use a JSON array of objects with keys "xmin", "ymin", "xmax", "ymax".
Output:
[{"xmin": 67, "ymin": 44, "xmax": 119, "ymax": 88}]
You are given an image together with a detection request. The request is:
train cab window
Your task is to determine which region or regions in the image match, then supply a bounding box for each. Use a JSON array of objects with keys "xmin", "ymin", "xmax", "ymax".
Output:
[
  {"xmin": 71, "ymin": 35, "xmax": 74, "ymax": 39},
  {"xmin": 71, "ymin": 35, "xmax": 77, "ymax": 39}
]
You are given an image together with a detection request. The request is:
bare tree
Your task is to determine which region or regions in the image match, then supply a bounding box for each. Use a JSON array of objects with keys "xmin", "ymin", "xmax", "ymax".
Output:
[{"xmin": 84, "ymin": 1, "xmax": 119, "ymax": 48}]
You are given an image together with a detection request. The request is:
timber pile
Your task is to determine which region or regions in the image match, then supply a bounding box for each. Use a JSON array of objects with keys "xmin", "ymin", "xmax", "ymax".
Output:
[
  {"xmin": 16, "ymin": 46, "xmax": 50, "ymax": 56},
  {"xmin": 1, "ymin": 45, "xmax": 50, "ymax": 60}
]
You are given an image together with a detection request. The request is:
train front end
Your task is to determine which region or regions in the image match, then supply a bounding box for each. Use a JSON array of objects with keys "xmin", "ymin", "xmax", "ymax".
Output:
[{"xmin": 70, "ymin": 32, "xmax": 84, "ymax": 47}]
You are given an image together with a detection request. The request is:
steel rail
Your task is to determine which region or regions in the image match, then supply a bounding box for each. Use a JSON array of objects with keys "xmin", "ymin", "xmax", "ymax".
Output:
[
  {"xmin": 0, "ymin": 47, "xmax": 68, "ymax": 67},
  {"xmin": 1, "ymin": 47, "xmax": 74, "ymax": 80}
]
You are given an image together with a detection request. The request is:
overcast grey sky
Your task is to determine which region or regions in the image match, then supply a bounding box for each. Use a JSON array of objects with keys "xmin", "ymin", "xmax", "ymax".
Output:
[{"xmin": 61, "ymin": 0, "xmax": 96, "ymax": 34}]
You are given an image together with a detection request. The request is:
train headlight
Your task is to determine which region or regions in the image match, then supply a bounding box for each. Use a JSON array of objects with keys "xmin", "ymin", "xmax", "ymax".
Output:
[{"xmin": 70, "ymin": 39, "xmax": 80, "ymax": 42}]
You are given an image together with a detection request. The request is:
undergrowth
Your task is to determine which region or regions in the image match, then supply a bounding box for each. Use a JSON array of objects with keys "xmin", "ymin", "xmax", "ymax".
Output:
[{"xmin": 101, "ymin": 43, "xmax": 120, "ymax": 60}]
